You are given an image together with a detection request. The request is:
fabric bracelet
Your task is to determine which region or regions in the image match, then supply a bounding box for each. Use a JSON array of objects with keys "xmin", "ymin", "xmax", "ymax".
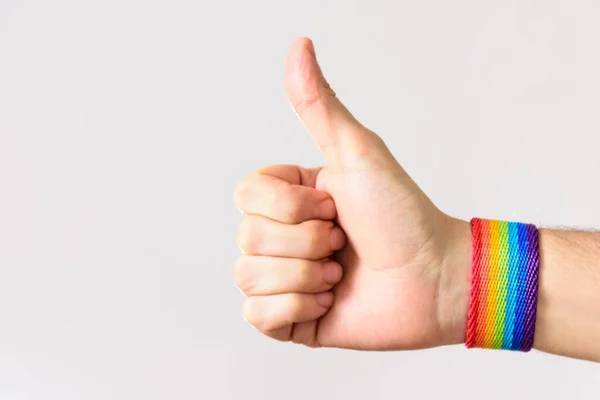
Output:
[{"xmin": 465, "ymin": 218, "xmax": 540, "ymax": 351}]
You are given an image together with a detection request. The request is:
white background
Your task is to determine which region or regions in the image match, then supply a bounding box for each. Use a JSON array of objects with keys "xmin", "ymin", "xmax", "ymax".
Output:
[{"xmin": 0, "ymin": 0, "xmax": 599, "ymax": 399}]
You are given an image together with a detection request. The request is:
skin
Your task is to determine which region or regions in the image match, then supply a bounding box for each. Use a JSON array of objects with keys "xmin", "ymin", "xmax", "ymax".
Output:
[{"xmin": 233, "ymin": 37, "xmax": 600, "ymax": 362}]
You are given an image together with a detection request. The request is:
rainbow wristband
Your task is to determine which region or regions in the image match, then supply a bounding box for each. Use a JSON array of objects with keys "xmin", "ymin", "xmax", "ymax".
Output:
[{"xmin": 465, "ymin": 218, "xmax": 540, "ymax": 351}]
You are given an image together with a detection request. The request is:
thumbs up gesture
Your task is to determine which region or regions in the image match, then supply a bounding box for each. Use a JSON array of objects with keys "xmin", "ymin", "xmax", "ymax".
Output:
[{"xmin": 234, "ymin": 38, "xmax": 471, "ymax": 350}]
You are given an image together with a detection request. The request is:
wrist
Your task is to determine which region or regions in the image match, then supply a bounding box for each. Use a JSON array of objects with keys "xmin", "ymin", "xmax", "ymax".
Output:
[
  {"xmin": 452, "ymin": 218, "xmax": 543, "ymax": 352},
  {"xmin": 437, "ymin": 216, "xmax": 471, "ymax": 346}
]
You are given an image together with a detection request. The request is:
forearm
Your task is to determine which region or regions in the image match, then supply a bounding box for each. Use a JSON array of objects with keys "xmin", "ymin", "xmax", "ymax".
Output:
[
  {"xmin": 534, "ymin": 228, "xmax": 600, "ymax": 361},
  {"xmin": 445, "ymin": 220, "xmax": 600, "ymax": 361}
]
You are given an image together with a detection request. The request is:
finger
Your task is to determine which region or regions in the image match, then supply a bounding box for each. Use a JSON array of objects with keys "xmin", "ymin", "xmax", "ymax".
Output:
[
  {"xmin": 237, "ymin": 216, "xmax": 346, "ymax": 259},
  {"xmin": 255, "ymin": 164, "xmax": 321, "ymax": 187},
  {"xmin": 234, "ymin": 169, "xmax": 336, "ymax": 223},
  {"xmin": 233, "ymin": 256, "xmax": 343, "ymax": 296},
  {"xmin": 284, "ymin": 38, "xmax": 364, "ymax": 166},
  {"xmin": 290, "ymin": 321, "xmax": 319, "ymax": 347},
  {"xmin": 242, "ymin": 292, "xmax": 334, "ymax": 340}
]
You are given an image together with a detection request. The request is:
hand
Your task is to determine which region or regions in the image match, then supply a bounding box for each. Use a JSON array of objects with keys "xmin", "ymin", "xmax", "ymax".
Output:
[{"xmin": 233, "ymin": 38, "xmax": 471, "ymax": 350}]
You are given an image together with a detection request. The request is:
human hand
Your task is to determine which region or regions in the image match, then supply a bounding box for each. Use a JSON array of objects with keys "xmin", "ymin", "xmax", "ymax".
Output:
[{"xmin": 234, "ymin": 38, "xmax": 471, "ymax": 350}]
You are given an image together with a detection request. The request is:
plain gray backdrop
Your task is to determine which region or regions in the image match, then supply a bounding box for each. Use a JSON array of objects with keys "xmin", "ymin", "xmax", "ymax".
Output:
[{"xmin": 1, "ymin": 0, "xmax": 599, "ymax": 399}]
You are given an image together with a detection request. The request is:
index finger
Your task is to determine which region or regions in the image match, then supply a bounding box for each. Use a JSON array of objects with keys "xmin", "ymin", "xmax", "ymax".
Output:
[{"xmin": 234, "ymin": 165, "xmax": 336, "ymax": 224}]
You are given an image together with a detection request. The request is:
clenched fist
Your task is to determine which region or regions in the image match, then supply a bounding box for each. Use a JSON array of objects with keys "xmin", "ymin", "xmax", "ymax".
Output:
[{"xmin": 234, "ymin": 38, "xmax": 471, "ymax": 350}]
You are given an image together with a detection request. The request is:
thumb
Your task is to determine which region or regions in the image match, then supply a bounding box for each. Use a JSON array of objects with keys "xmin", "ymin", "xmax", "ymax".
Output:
[{"xmin": 284, "ymin": 38, "xmax": 373, "ymax": 167}]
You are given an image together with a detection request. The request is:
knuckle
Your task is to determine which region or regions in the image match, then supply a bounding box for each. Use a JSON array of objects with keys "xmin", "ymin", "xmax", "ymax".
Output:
[
  {"xmin": 237, "ymin": 217, "xmax": 260, "ymax": 253},
  {"xmin": 233, "ymin": 178, "xmax": 253, "ymax": 209},
  {"xmin": 232, "ymin": 256, "xmax": 252, "ymax": 293},
  {"xmin": 233, "ymin": 256, "xmax": 262, "ymax": 295},
  {"xmin": 242, "ymin": 298, "xmax": 259, "ymax": 326},
  {"xmin": 290, "ymin": 86, "xmax": 334, "ymax": 120},
  {"xmin": 369, "ymin": 130, "xmax": 387, "ymax": 147},
  {"xmin": 243, "ymin": 299, "xmax": 273, "ymax": 332}
]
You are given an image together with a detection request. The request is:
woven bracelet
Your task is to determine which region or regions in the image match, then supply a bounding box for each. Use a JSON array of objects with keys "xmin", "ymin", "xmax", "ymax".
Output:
[{"xmin": 465, "ymin": 218, "xmax": 540, "ymax": 351}]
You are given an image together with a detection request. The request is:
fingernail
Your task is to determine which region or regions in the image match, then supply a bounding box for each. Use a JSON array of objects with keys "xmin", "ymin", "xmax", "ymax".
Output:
[
  {"xmin": 323, "ymin": 261, "xmax": 342, "ymax": 284},
  {"xmin": 329, "ymin": 226, "xmax": 346, "ymax": 251},
  {"xmin": 316, "ymin": 292, "xmax": 334, "ymax": 308},
  {"xmin": 318, "ymin": 198, "xmax": 336, "ymax": 220}
]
